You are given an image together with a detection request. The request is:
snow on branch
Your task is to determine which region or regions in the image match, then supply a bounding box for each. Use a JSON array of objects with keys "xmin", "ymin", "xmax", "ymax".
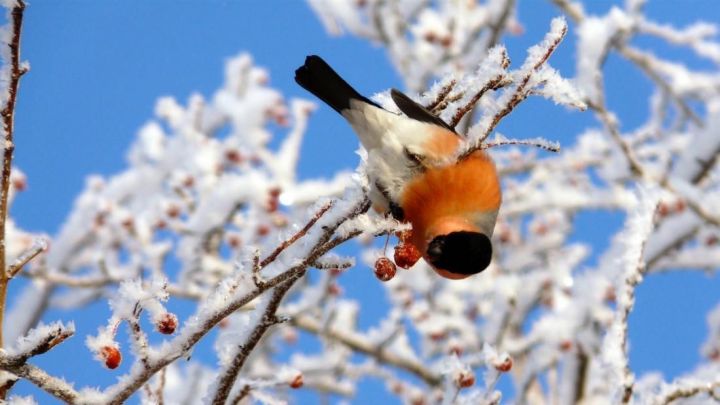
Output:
[
  {"xmin": 1, "ymin": 322, "xmax": 74, "ymax": 367},
  {"xmin": 481, "ymin": 133, "xmax": 561, "ymax": 153},
  {"xmin": 4, "ymin": 0, "xmax": 720, "ymax": 403},
  {"xmin": 599, "ymin": 186, "xmax": 659, "ymax": 402},
  {"xmin": 464, "ymin": 18, "xmax": 579, "ymax": 144},
  {"xmin": 308, "ymin": 0, "xmax": 520, "ymax": 91},
  {"xmin": 0, "ymin": 0, "xmax": 25, "ymax": 354},
  {"xmin": 421, "ymin": 17, "xmax": 583, "ymax": 161}
]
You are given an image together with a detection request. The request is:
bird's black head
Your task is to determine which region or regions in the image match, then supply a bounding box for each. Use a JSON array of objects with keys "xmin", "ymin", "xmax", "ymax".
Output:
[{"xmin": 426, "ymin": 231, "xmax": 493, "ymax": 276}]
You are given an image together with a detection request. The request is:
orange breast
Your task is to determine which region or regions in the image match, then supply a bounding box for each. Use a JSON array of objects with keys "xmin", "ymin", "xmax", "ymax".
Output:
[{"xmin": 400, "ymin": 150, "xmax": 501, "ymax": 251}]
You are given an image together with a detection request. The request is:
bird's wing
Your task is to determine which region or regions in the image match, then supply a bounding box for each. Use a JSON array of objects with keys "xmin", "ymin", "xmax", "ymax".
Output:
[{"xmin": 390, "ymin": 89, "xmax": 455, "ymax": 132}]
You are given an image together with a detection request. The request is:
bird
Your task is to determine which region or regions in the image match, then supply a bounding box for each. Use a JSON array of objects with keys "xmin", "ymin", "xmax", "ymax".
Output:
[{"xmin": 295, "ymin": 55, "xmax": 501, "ymax": 279}]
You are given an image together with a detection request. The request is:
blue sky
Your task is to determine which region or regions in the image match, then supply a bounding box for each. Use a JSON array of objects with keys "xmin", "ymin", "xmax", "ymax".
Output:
[{"xmin": 7, "ymin": 1, "xmax": 720, "ymax": 403}]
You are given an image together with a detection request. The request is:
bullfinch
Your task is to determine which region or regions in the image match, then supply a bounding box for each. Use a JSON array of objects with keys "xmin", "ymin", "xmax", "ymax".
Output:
[{"xmin": 295, "ymin": 55, "xmax": 501, "ymax": 279}]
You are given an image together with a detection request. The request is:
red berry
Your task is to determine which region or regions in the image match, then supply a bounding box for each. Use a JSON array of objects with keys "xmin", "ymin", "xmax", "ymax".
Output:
[
  {"xmin": 274, "ymin": 112, "xmax": 289, "ymax": 127},
  {"xmin": 121, "ymin": 217, "xmax": 134, "ymax": 230},
  {"xmin": 257, "ymin": 224, "xmax": 271, "ymax": 237},
  {"xmin": 498, "ymin": 229, "xmax": 512, "ymax": 243},
  {"xmin": 674, "ymin": 199, "xmax": 686, "ymax": 213},
  {"xmin": 327, "ymin": 282, "xmax": 342, "ymax": 296},
  {"xmin": 289, "ymin": 373, "xmax": 303, "ymax": 389},
  {"xmin": 94, "ymin": 213, "xmax": 106, "ymax": 228},
  {"xmin": 559, "ymin": 340, "xmax": 573, "ymax": 352},
  {"xmin": 100, "ymin": 346, "xmax": 122, "ymax": 369},
  {"xmin": 706, "ymin": 235, "xmax": 719, "ymax": 246},
  {"xmin": 227, "ymin": 234, "xmax": 242, "ymax": 248},
  {"xmin": 166, "ymin": 204, "xmax": 181, "ymax": 218},
  {"xmin": 12, "ymin": 175, "xmax": 26, "ymax": 191},
  {"xmin": 394, "ymin": 243, "xmax": 422, "ymax": 269},
  {"xmin": 604, "ymin": 286, "xmax": 617, "ymax": 303},
  {"xmin": 494, "ymin": 356, "xmax": 513, "ymax": 372},
  {"xmin": 156, "ymin": 313, "xmax": 178, "ymax": 335},
  {"xmin": 225, "ymin": 149, "xmax": 243, "ymax": 164},
  {"xmin": 440, "ymin": 36, "xmax": 453, "ymax": 47},
  {"xmin": 268, "ymin": 187, "xmax": 282, "ymax": 198},
  {"xmin": 374, "ymin": 257, "xmax": 396, "ymax": 281},
  {"xmin": 429, "ymin": 331, "xmax": 446, "ymax": 341},
  {"xmin": 533, "ymin": 223, "xmax": 549, "ymax": 235},
  {"xmin": 455, "ymin": 371, "xmax": 475, "ymax": 388},
  {"xmin": 657, "ymin": 202, "xmax": 671, "ymax": 218}
]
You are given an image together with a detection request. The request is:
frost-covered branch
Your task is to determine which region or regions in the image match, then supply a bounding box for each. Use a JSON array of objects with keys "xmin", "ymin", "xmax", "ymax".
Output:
[
  {"xmin": 0, "ymin": 322, "xmax": 74, "ymax": 367},
  {"xmin": 4, "ymin": 0, "xmax": 720, "ymax": 403},
  {"xmin": 1, "ymin": 362, "xmax": 79, "ymax": 403},
  {"xmin": 95, "ymin": 197, "xmax": 370, "ymax": 404},
  {"xmin": 6, "ymin": 239, "xmax": 46, "ymax": 279},
  {"xmin": 656, "ymin": 379, "xmax": 720, "ymax": 404},
  {"xmin": 600, "ymin": 188, "xmax": 658, "ymax": 402},
  {"xmin": 0, "ymin": 0, "xmax": 26, "ymax": 351},
  {"xmin": 0, "ymin": 322, "xmax": 75, "ymax": 401},
  {"xmin": 292, "ymin": 313, "xmax": 442, "ymax": 386},
  {"xmin": 210, "ymin": 277, "xmax": 298, "ymax": 403}
]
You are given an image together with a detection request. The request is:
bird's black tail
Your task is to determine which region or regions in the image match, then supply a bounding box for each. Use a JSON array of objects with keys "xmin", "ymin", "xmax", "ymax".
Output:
[{"xmin": 295, "ymin": 55, "xmax": 379, "ymax": 114}]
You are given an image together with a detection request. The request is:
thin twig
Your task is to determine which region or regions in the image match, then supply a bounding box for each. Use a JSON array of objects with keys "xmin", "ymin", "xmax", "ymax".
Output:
[
  {"xmin": 0, "ymin": 326, "xmax": 74, "ymax": 367},
  {"xmin": 228, "ymin": 384, "xmax": 251, "ymax": 405},
  {"xmin": 617, "ymin": 45, "xmax": 703, "ymax": 127},
  {"xmin": 210, "ymin": 277, "xmax": 298, "ymax": 404},
  {"xmin": 588, "ymin": 100, "xmax": 646, "ymax": 178},
  {"xmin": 312, "ymin": 260, "xmax": 354, "ymax": 270},
  {"xmin": 291, "ymin": 314, "xmax": 441, "ymax": 386},
  {"xmin": 7, "ymin": 242, "xmax": 46, "ymax": 278},
  {"xmin": 259, "ymin": 201, "xmax": 334, "ymax": 268},
  {"xmin": 0, "ymin": 324, "xmax": 75, "ymax": 401},
  {"xmin": 617, "ymin": 207, "xmax": 657, "ymax": 403},
  {"xmin": 426, "ymin": 79, "xmax": 457, "ymax": 112},
  {"xmin": 590, "ymin": 99, "xmax": 720, "ymax": 227},
  {"xmin": 1, "ymin": 363, "xmax": 79, "ymax": 403},
  {"xmin": 128, "ymin": 304, "xmax": 151, "ymax": 369},
  {"xmin": 658, "ymin": 379, "xmax": 720, "ymax": 404},
  {"xmin": 482, "ymin": 138, "xmax": 560, "ymax": 153},
  {"xmin": 481, "ymin": 22, "xmax": 567, "ymax": 142},
  {"xmin": 156, "ymin": 366, "xmax": 166, "ymax": 405},
  {"xmin": 551, "ymin": 0, "xmax": 703, "ymax": 128},
  {"xmin": 0, "ymin": 0, "xmax": 26, "ymax": 350},
  {"xmin": 458, "ymin": 22, "xmax": 567, "ymax": 160},
  {"xmin": 450, "ymin": 74, "xmax": 509, "ymax": 130}
]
